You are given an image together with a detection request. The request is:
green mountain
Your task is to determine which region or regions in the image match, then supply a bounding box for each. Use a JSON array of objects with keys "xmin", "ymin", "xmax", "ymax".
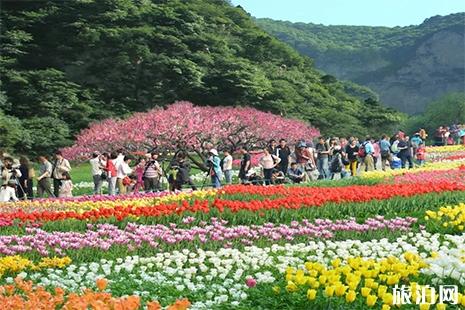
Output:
[
  {"xmin": 256, "ymin": 13, "xmax": 465, "ymax": 114},
  {"xmin": 0, "ymin": 0, "xmax": 403, "ymax": 155}
]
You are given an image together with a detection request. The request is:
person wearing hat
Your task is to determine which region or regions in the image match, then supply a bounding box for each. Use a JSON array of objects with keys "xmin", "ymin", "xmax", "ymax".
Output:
[
  {"xmin": 207, "ymin": 149, "xmax": 222, "ymax": 188},
  {"xmin": 0, "ymin": 180, "xmax": 19, "ymax": 202}
]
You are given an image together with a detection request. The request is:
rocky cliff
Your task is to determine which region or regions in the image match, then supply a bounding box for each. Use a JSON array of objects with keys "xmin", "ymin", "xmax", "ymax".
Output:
[{"xmin": 257, "ymin": 13, "xmax": 465, "ymax": 114}]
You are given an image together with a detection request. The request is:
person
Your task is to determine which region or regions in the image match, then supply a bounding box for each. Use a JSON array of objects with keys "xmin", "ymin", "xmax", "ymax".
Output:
[
  {"xmin": 207, "ymin": 149, "xmax": 222, "ymax": 188},
  {"xmin": 410, "ymin": 133, "xmax": 422, "ymax": 155},
  {"xmin": 329, "ymin": 146, "xmax": 349, "ymax": 180},
  {"xmin": 359, "ymin": 136, "xmax": 375, "ymax": 172},
  {"xmin": 259, "ymin": 148, "xmax": 281, "ymax": 185},
  {"xmin": 305, "ymin": 142, "xmax": 318, "ymax": 181},
  {"xmin": 267, "ymin": 139, "xmax": 279, "ymax": 157},
  {"xmin": 115, "ymin": 148, "xmax": 125, "ymax": 167},
  {"xmin": 51, "ymin": 151, "xmax": 71, "ymax": 198},
  {"xmin": 116, "ymin": 156, "xmax": 132, "ymax": 194},
  {"xmin": 104, "ymin": 153, "xmax": 118, "ymax": 195},
  {"xmin": 271, "ymin": 168, "xmax": 285, "ymax": 184},
  {"xmin": 144, "ymin": 153, "xmax": 162, "ymax": 192},
  {"xmin": 0, "ymin": 180, "xmax": 18, "ymax": 202},
  {"xmin": 1, "ymin": 157, "xmax": 21, "ymax": 186},
  {"xmin": 169, "ymin": 153, "xmax": 197, "ymax": 191},
  {"xmin": 434, "ymin": 126, "xmax": 446, "ymax": 146},
  {"xmin": 287, "ymin": 162, "xmax": 305, "ymax": 183},
  {"xmin": 222, "ymin": 150, "xmax": 233, "ymax": 185},
  {"xmin": 133, "ymin": 158, "xmax": 146, "ymax": 193},
  {"xmin": 419, "ymin": 128, "xmax": 428, "ymax": 142},
  {"xmin": 315, "ymin": 137, "xmax": 330, "ymax": 179},
  {"xmin": 398, "ymin": 136, "xmax": 413, "ymax": 169},
  {"xmin": 459, "ymin": 125, "xmax": 465, "ymax": 145},
  {"xmin": 37, "ymin": 156, "xmax": 54, "ymax": 197},
  {"xmin": 372, "ymin": 139, "xmax": 381, "ymax": 170},
  {"xmin": 295, "ymin": 142, "xmax": 313, "ymax": 182},
  {"xmin": 18, "ymin": 156, "xmax": 34, "ymax": 200},
  {"xmin": 416, "ymin": 142, "xmax": 426, "ymax": 166},
  {"xmin": 59, "ymin": 172, "xmax": 73, "ymax": 198},
  {"xmin": 90, "ymin": 153, "xmax": 104, "ymax": 195},
  {"xmin": 238, "ymin": 148, "xmax": 251, "ymax": 184},
  {"xmin": 345, "ymin": 139, "xmax": 359, "ymax": 176},
  {"xmin": 379, "ymin": 135, "xmax": 392, "ymax": 171},
  {"xmin": 277, "ymin": 139, "xmax": 291, "ymax": 175}
]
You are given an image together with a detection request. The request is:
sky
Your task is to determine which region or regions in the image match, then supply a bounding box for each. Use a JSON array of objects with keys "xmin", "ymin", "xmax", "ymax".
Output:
[{"xmin": 231, "ymin": 0, "xmax": 465, "ymax": 27}]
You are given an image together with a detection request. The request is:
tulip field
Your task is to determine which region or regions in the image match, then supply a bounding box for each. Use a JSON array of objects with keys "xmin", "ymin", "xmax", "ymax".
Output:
[{"xmin": 1, "ymin": 146, "xmax": 465, "ymax": 309}]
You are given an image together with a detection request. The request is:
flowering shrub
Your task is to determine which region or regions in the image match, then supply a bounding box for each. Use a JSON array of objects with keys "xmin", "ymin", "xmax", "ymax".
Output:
[{"xmin": 62, "ymin": 102, "xmax": 319, "ymax": 160}]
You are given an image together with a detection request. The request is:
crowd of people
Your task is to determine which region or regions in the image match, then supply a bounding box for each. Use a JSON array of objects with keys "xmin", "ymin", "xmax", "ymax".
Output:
[
  {"xmin": 1, "ymin": 124, "xmax": 464, "ymax": 202},
  {"xmin": 432, "ymin": 124, "xmax": 465, "ymax": 146}
]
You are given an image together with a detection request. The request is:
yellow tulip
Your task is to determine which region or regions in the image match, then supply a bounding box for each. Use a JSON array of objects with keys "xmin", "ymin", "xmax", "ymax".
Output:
[
  {"xmin": 286, "ymin": 281, "xmax": 298, "ymax": 292},
  {"xmin": 331, "ymin": 258, "xmax": 341, "ymax": 268},
  {"xmin": 345, "ymin": 290, "xmax": 357, "ymax": 303},
  {"xmin": 361, "ymin": 287, "xmax": 371, "ymax": 297},
  {"xmin": 365, "ymin": 279, "xmax": 374, "ymax": 288},
  {"xmin": 382, "ymin": 293, "xmax": 393, "ymax": 305},
  {"xmin": 348, "ymin": 281, "xmax": 359, "ymax": 291},
  {"xmin": 366, "ymin": 294, "xmax": 378, "ymax": 307},
  {"xmin": 436, "ymin": 303, "xmax": 446, "ymax": 310},
  {"xmin": 335, "ymin": 284, "xmax": 348, "ymax": 297},
  {"xmin": 325, "ymin": 286, "xmax": 335, "ymax": 297},
  {"xmin": 319, "ymin": 275, "xmax": 327, "ymax": 284},
  {"xmin": 306, "ymin": 289, "xmax": 317, "ymax": 301},
  {"xmin": 377, "ymin": 285, "xmax": 388, "ymax": 297},
  {"xmin": 381, "ymin": 305, "xmax": 391, "ymax": 310},
  {"xmin": 419, "ymin": 304, "xmax": 430, "ymax": 310}
]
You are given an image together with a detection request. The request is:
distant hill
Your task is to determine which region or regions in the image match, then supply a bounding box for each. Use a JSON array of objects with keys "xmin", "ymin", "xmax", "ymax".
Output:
[
  {"xmin": 0, "ymin": 0, "xmax": 403, "ymax": 155},
  {"xmin": 257, "ymin": 13, "xmax": 465, "ymax": 114}
]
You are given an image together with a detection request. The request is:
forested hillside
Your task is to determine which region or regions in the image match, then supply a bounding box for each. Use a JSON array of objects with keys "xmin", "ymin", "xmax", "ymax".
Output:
[
  {"xmin": 0, "ymin": 0, "xmax": 403, "ymax": 155},
  {"xmin": 257, "ymin": 13, "xmax": 465, "ymax": 114}
]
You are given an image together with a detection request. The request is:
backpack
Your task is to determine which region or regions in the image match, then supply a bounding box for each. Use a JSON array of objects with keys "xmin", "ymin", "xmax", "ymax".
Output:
[
  {"xmin": 330, "ymin": 154, "xmax": 342, "ymax": 173},
  {"xmin": 357, "ymin": 143, "xmax": 367, "ymax": 158}
]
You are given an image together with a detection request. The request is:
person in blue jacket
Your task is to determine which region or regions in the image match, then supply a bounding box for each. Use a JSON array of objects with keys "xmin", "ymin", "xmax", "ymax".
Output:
[{"xmin": 207, "ymin": 149, "xmax": 222, "ymax": 188}]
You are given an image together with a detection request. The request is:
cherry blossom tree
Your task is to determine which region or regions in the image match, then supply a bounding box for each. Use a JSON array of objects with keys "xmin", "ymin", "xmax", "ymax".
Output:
[{"xmin": 62, "ymin": 101, "xmax": 319, "ymax": 169}]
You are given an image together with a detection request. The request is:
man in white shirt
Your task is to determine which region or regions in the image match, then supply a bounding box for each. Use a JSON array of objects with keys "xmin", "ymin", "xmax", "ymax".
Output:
[
  {"xmin": 0, "ymin": 180, "xmax": 18, "ymax": 202},
  {"xmin": 116, "ymin": 156, "xmax": 132, "ymax": 194},
  {"xmin": 89, "ymin": 153, "xmax": 104, "ymax": 195},
  {"xmin": 114, "ymin": 148, "xmax": 125, "ymax": 167},
  {"xmin": 222, "ymin": 150, "xmax": 233, "ymax": 184}
]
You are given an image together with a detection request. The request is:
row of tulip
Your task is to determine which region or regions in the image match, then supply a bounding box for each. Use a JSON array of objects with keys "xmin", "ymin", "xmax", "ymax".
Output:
[
  {"xmin": 0, "ymin": 216, "xmax": 417, "ymax": 257},
  {"xmin": 425, "ymin": 203, "xmax": 465, "ymax": 232},
  {"xmin": 2, "ymin": 231, "xmax": 463, "ymax": 309},
  {"xmin": 276, "ymin": 253, "xmax": 465, "ymax": 309},
  {"xmin": 425, "ymin": 145, "xmax": 465, "ymax": 153},
  {"xmin": 1, "ymin": 277, "xmax": 190, "ymax": 310},
  {"xmin": 0, "ymin": 182, "xmax": 462, "ymax": 227},
  {"xmin": 360, "ymin": 161, "xmax": 465, "ymax": 181},
  {"xmin": 0, "ymin": 190, "xmax": 215, "ymax": 214},
  {"xmin": 390, "ymin": 166, "xmax": 465, "ymax": 185},
  {"xmin": 0, "ymin": 255, "xmax": 71, "ymax": 278}
]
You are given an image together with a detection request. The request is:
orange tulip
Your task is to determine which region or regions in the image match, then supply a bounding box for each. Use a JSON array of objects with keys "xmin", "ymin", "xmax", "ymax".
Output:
[{"xmin": 96, "ymin": 278, "xmax": 108, "ymax": 291}]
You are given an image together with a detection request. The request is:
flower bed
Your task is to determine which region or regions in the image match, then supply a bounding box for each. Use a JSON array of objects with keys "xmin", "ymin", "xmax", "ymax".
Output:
[{"xmin": 1, "ymin": 148, "xmax": 465, "ymax": 308}]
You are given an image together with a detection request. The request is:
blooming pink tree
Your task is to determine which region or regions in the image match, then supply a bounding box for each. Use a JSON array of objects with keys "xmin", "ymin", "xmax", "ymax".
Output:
[{"xmin": 62, "ymin": 101, "xmax": 319, "ymax": 169}]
